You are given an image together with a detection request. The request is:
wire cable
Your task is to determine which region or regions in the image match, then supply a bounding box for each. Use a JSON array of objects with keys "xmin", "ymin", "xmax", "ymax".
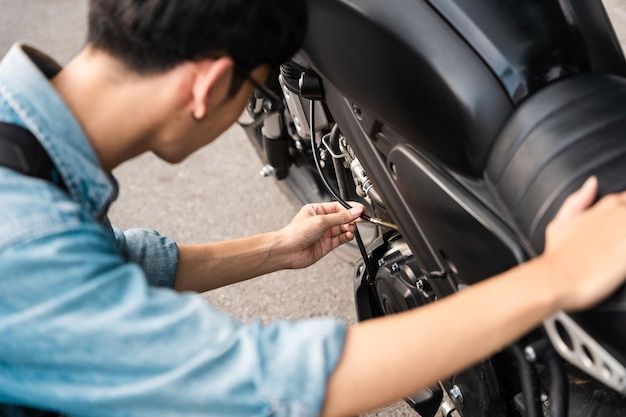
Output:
[{"xmin": 309, "ymin": 100, "xmax": 376, "ymax": 281}]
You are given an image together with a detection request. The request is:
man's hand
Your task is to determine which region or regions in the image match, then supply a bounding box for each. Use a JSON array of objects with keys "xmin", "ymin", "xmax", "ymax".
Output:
[
  {"xmin": 543, "ymin": 176, "xmax": 626, "ymax": 311},
  {"xmin": 278, "ymin": 202, "xmax": 365, "ymax": 269}
]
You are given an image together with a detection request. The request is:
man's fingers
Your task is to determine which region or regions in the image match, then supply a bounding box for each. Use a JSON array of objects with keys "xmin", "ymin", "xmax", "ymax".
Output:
[
  {"xmin": 309, "ymin": 201, "xmax": 363, "ymax": 220},
  {"xmin": 552, "ymin": 176, "xmax": 598, "ymax": 224},
  {"xmin": 311, "ymin": 201, "xmax": 364, "ymax": 215},
  {"xmin": 325, "ymin": 210, "xmax": 359, "ymax": 228}
]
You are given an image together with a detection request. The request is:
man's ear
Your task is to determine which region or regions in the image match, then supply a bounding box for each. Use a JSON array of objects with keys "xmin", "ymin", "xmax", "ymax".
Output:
[{"xmin": 190, "ymin": 57, "xmax": 235, "ymax": 121}]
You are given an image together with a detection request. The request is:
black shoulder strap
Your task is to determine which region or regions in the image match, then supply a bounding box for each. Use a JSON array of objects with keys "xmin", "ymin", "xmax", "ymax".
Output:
[{"xmin": 0, "ymin": 122, "xmax": 67, "ymax": 192}]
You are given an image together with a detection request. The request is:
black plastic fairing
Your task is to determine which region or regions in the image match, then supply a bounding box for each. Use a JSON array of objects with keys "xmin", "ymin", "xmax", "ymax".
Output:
[
  {"xmin": 387, "ymin": 144, "xmax": 525, "ymax": 285},
  {"xmin": 428, "ymin": 0, "xmax": 582, "ymax": 103},
  {"xmin": 302, "ymin": 0, "xmax": 513, "ymax": 176}
]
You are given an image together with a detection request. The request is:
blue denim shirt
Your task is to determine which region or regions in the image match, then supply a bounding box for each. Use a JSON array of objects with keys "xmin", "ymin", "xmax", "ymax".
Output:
[{"xmin": 0, "ymin": 44, "xmax": 346, "ymax": 417}]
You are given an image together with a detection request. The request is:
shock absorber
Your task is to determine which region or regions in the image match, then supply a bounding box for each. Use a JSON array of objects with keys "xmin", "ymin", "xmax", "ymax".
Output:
[{"xmin": 260, "ymin": 111, "xmax": 290, "ymax": 180}]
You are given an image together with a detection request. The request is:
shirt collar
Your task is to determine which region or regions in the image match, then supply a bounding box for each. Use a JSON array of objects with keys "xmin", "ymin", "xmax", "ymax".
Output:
[{"xmin": 0, "ymin": 44, "xmax": 117, "ymax": 221}]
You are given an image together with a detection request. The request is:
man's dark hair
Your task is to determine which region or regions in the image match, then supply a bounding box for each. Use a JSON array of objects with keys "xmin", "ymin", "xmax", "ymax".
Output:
[{"xmin": 87, "ymin": 0, "xmax": 308, "ymax": 78}]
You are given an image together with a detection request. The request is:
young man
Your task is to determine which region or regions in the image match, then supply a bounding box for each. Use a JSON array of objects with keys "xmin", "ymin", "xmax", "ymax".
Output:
[{"xmin": 1, "ymin": 1, "xmax": 626, "ymax": 417}]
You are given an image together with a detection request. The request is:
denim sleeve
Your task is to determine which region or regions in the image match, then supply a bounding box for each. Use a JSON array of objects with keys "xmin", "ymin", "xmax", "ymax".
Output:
[
  {"xmin": 0, "ymin": 223, "xmax": 346, "ymax": 417},
  {"xmin": 111, "ymin": 224, "xmax": 178, "ymax": 289}
]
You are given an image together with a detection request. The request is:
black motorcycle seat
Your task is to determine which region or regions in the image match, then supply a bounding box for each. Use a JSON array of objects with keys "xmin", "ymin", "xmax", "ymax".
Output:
[{"xmin": 486, "ymin": 73, "xmax": 626, "ymax": 254}]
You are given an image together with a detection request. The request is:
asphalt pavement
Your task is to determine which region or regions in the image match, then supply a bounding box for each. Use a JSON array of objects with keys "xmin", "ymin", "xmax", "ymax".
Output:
[{"xmin": 0, "ymin": 1, "xmax": 413, "ymax": 415}]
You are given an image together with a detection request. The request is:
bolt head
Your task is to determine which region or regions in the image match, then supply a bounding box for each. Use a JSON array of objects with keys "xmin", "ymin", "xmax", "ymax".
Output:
[
  {"xmin": 449, "ymin": 385, "xmax": 464, "ymax": 404},
  {"xmin": 524, "ymin": 346, "xmax": 537, "ymax": 362},
  {"xmin": 259, "ymin": 165, "xmax": 275, "ymax": 177}
]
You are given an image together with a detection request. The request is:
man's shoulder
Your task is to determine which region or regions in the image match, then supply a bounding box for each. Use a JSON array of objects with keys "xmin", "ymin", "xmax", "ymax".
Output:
[{"xmin": 0, "ymin": 167, "xmax": 97, "ymax": 250}]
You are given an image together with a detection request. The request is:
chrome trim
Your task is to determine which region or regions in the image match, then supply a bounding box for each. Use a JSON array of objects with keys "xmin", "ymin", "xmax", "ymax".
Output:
[{"xmin": 544, "ymin": 311, "xmax": 626, "ymax": 395}]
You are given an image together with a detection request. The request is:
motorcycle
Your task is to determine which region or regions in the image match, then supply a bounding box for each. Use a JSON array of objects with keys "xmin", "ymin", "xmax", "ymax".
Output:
[{"xmin": 240, "ymin": 0, "xmax": 626, "ymax": 416}]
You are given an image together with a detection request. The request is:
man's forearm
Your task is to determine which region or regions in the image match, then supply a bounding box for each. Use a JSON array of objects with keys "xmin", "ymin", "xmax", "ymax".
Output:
[
  {"xmin": 173, "ymin": 232, "xmax": 289, "ymax": 292},
  {"xmin": 321, "ymin": 257, "xmax": 560, "ymax": 417}
]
